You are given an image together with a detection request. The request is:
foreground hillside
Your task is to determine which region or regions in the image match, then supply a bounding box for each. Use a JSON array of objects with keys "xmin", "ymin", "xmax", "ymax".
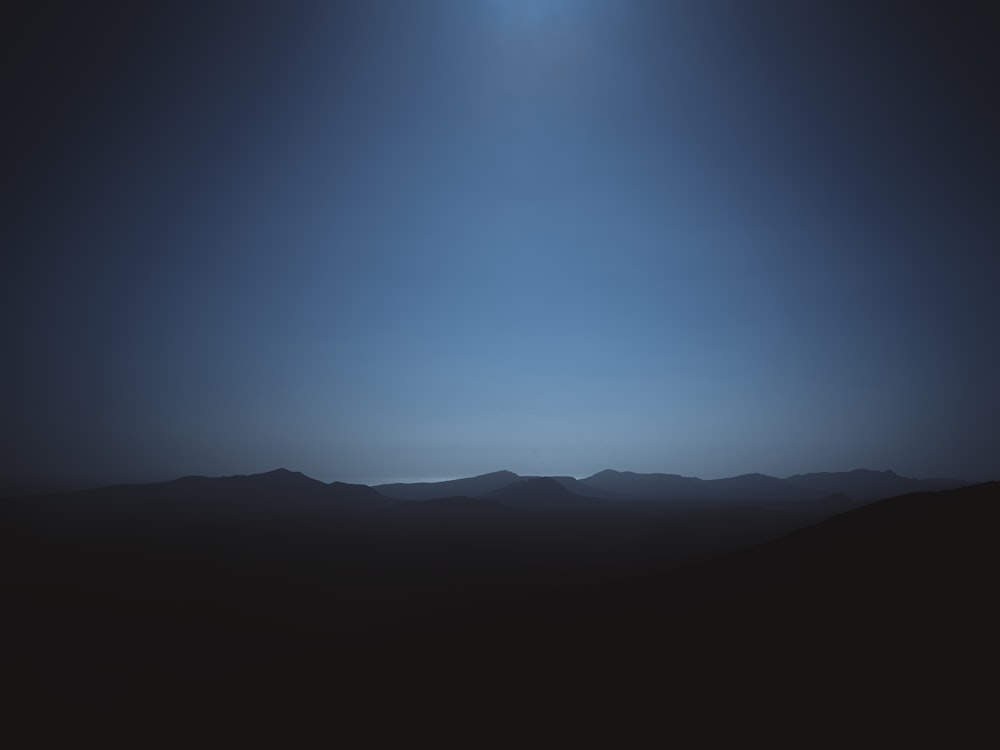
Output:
[{"xmin": 2, "ymin": 475, "xmax": 995, "ymax": 739}]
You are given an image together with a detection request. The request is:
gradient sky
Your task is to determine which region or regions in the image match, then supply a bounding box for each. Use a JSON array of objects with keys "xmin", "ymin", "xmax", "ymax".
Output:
[{"xmin": 3, "ymin": 1, "xmax": 998, "ymax": 490}]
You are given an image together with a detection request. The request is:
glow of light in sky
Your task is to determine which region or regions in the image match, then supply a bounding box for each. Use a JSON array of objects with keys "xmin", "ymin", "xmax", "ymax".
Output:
[
  {"xmin": 3, "ymin": 1, "xmax": 998, "ymax": 490},
  {"xmin": 479, "ymin": 0, "xmax": 611, "ymax": 42}
]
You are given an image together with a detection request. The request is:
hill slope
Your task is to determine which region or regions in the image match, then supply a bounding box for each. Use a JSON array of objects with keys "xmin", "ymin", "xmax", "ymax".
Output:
[{"xmin": 3, "ymin": 475, "xmax": 994, "ymax": 738}]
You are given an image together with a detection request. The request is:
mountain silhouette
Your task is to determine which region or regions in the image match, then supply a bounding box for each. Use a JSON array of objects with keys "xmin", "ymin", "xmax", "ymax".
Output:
[
  {"xmin": 3, "ymin": 468, "xmax": 994, "ymax": 739},
  {"xmin": 785, "ymin": 468, "xmax": 966, "ymax": 500},
  {"xmin": 372, "ymin": 467, "xmax": 964, "ymax": 506},
  {"xmin": 576, "ymin": 469, "xmax": 705, "ymax": 500},
  {"xmin": 381, "ymin": 495, "xmax": 522, "ymax": 519},
  {"xmin": 482, "ymin": 476, "xmax": 606, "ymax": 509},
  {"xmin": 348, "ymin": 481, "xmax": 999, "ymax": 727},
  {"xmin": 375, "ymin": 470, "xmax": 521, "ymax": 500},
  {"xmin": 570, "ymin": 467, "xmax": 966, "ymax": 504},
  {"xmin": 1, "ymin": 468, "xmax": 393, "ymax": 539},
  {"xmin": 701, "ymin": 472, "xmax": 820, "ymax": 502}
]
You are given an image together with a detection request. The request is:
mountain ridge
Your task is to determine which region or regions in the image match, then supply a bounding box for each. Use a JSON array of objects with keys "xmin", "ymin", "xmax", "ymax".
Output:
[
  {"xmin": 377, "ymin": 467, "xmax": 967, "ymax": 505},
  {"xmin": 6, "ymin": 466, "xmax": 970, "ymax": 509}
]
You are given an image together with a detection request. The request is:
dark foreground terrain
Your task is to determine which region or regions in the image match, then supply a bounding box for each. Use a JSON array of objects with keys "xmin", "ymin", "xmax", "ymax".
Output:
[{"xmin": 2, "ymin": 471, "xmax": 996, "ymax": 741}]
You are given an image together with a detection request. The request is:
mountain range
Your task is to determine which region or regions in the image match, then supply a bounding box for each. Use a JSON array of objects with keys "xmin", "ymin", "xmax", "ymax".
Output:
[
  {"xmin": 2, "ymin": 464, "xmax": 995, "ymax": 739},
  {"xmin": 5, "ymin": 466, "xmax": 966, "ymax": 516},
  {"xmin": 375, "ymin": 466, "xmax": 964, "ymax": 505}
]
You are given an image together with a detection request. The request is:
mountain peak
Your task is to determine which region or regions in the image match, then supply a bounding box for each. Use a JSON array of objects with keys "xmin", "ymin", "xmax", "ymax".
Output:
[
  {"xmin": 842, "ymin": 468, "xmax": 900, "ymax": 476},
  {"xmin": 253, "ymin": 468, "xmax": 316, "ymax": 482},
  {"xmin": 590, "ymin": 469, "xmax": 623, "ymax": 479},
  {"xmin": 262, "ymin": 468, "xmax": 299, "ymax": 477}
]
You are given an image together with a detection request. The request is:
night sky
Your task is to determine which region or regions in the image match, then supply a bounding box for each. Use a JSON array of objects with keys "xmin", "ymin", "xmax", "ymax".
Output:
[{"xmin": 3, "ymin": 1, "xmax": 998, "ymax": 491}]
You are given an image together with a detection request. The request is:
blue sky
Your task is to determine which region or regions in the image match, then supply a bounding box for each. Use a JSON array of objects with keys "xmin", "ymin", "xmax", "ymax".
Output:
[{"xmin": 3, "ymin": 1, "xmax": 998, "ymax": 489}]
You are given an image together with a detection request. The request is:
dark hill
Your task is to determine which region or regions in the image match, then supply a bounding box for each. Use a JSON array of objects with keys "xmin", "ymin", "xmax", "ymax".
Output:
[
  {"xmin": 577, "ymin": 468, "xmax": 825, "ymax": 503},
  {"xmin": 574, "ymin": 467, "xmax": 962, "ymax": 505},
  {"xmin": 381, "ymin": 495, "xmax": 522, "ymax": 519},
  {"xmin": 369, "ymin": 467, "xmax": 968, "ymax": 507},
  {"xmin": 3, "ymin": 473, "xmax": 994, "ymax": 739},
  {"xmin": 701, "ymin": 471, "xmax": 819, "ymax": 502},
  {"xmin": 375, "ymin": 470, "xmax": 521, "ymax": 500},
  {"xmin": 0, "ymin": 468, "xmax": 392, "ymax": 538},
  {"xmin": 482, "ymin": 476, "xmax": 606, "ymax": 509},
  {"xmin": 552, "ymin": 479, "xmax": 1000, "ymax": 623},
  {"xmin": 355, "ymin": 481, "xmax": 999, "ymax": 730},
  {"xmin": 578, "ymin": 468, "xmax": 705, "ymax": 500},
  {"xmin": 785, "ymin": 468, "xmax": 967, "ymax": 500}
]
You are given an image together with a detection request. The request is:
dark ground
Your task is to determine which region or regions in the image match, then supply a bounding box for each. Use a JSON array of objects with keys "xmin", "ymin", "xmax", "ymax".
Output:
[{"xmin": 2, "ymin": 479, "xmax": 996, "ymax": 743}]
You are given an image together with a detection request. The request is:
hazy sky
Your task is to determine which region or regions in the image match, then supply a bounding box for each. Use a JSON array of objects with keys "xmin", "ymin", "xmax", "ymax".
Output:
[{"xmin": 3, "ymin": 1, "xmax": 998, "ymax": 489}]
